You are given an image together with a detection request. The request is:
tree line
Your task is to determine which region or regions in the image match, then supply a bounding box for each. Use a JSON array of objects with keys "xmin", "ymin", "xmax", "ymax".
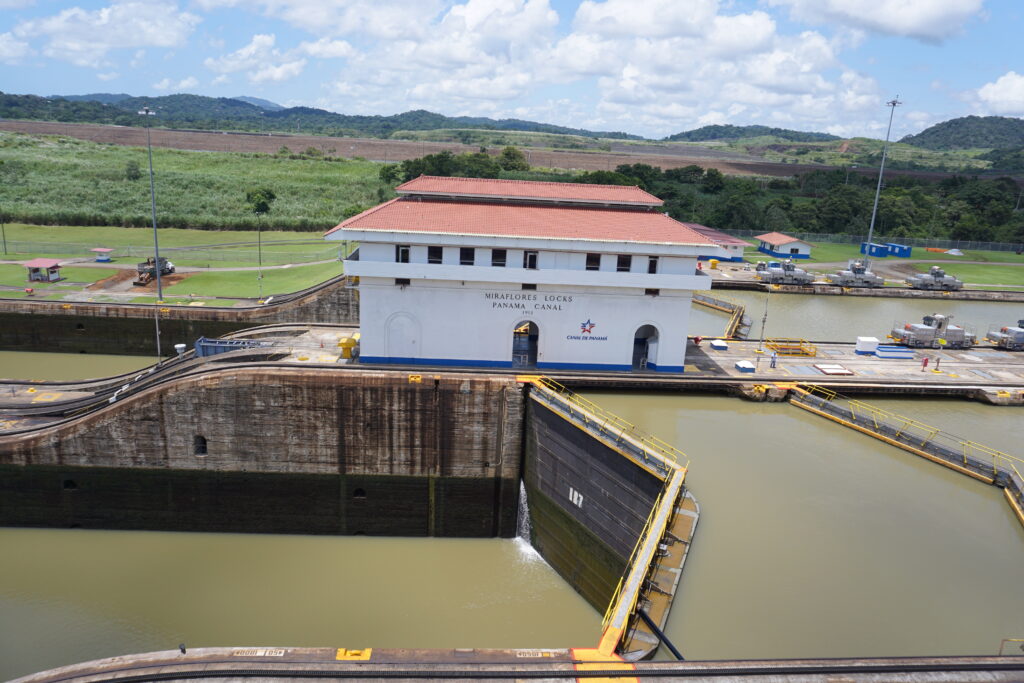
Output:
[{"xmin": 381, "ymin": 149, "xmax": 1024, "ymax": 244}]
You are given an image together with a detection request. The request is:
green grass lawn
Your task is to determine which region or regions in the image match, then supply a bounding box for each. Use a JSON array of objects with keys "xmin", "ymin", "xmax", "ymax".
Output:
[
  {"xmin": 910, "ymin": 262, "xmax": 1024, "ymax": 287},
  {"xmin": 164, "ymin": 262, "xmax": 344, "ymax": 298},
  {"xmin": 0, "ymin": 263, "xmax": 117, "ymax": 287}
]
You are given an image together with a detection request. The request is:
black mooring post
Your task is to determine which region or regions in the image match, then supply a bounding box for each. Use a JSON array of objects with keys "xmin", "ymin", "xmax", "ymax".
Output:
[{"xmin": 637, "ymin": 608, "xmax": 685, "ymax": 661}]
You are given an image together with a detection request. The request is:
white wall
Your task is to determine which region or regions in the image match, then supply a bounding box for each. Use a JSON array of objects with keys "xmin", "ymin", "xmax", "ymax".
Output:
[{"xmin": 357, "ymin": 278, "xmax": 694, "ymax": 371}]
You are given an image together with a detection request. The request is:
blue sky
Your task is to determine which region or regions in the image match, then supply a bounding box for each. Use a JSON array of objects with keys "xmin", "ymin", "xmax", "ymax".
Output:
[{"xmin": 1, "ymin": 0, "xmax": 1022, "ymax": 139}]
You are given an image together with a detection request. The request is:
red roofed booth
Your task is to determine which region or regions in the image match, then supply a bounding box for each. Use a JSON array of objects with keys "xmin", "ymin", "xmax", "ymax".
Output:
[
  {"xmin": 753, "ymin": 232, "xmax": 812, "ymax": 259},
  {"xmin": 24, "ymin": 258, "xmax": 63, "ymax": 283}
]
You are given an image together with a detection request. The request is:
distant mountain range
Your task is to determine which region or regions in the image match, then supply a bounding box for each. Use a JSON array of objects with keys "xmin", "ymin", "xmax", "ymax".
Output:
[
  {"xmin": 899, "ymin": 115, "xmax": 1024, "ymax": 150},
  {"xmin": 4, "ymin": 91, "xmax": 1022, "ymax": 156},
  {"xmin": 663, "ymin": 124, "xmax": 840, "ymax": 143},
  {"xmin": 232, "ymin": 95, "xmax": 285, "ymax": 111},
  {"xmin": 0, "ymin": 91, "xmax": 640, "ymax": 139}
]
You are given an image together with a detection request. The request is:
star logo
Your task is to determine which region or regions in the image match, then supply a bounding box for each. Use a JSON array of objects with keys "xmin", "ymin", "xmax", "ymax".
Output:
[{"xmin": 580, "ymin": 319, "xmax": 596, "ymax": 334}]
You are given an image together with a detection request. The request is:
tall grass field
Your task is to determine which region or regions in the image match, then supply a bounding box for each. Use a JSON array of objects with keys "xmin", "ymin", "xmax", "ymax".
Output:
[{"xmin": 0, "ymin": 131, "xmax": 389, "ymax": 231}]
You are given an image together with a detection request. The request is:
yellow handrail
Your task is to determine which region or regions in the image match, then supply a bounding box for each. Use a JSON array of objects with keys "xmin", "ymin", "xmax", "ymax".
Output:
[{"xmin": 795, "ymin": 384, "xmax": 1024, "ymax": 473}]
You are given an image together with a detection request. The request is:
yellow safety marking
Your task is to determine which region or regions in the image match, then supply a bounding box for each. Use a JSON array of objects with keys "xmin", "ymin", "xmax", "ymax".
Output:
[
  {"xmin": 773, "ymin": 382, "xmax": 799, "ymax": 389},
  {"xmin": 61, "ymin": 304, "xmax": 72, "ymax": 310},
  {"xmin": 318, "ymin": 355, "xmax": 338, "ymax": 362},
  {"xmin": 159, "ymin": 307, "xmax": 170, "ymax": 313},
  {"xmin": 684, "ymin": 365, "xmax": 699, "ymax": 373},
  {"xmin": 997, "ymin": 390, "xmax": 1011, "ymax": 398},
  {"xmin": 408, "ymin": 374, "xmax": 422, "ymax": 383},
  {"xmin": 335, "ymin": 648, "xmax": 372, "ymax": 661},
  {"xmin": 515, "ymin": 374, "xmax": 543, "ymax": 384},
  {"xmin": 26, "ymin": 388, "xmax": 37, "ymax": 393},
  {"xmin": 0, "ymin": 420, "xmax": 19, "ymax": 430},
  {"xmin": 31, "ymin": 392, "xmax": 62, "ymax": 402},
  {"xmin": 572, "ymin": 647, "xmax": 637, "ymax": 683}
]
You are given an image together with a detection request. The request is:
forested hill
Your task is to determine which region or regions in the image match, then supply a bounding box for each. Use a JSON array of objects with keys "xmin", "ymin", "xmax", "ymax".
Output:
[
  {"xmin": 0, "ymin": 91, "xmax": 640, "ymax": 140},
  {"xmin": 664, "ymin": 124, "xmax": 839, "ymax": 143},
  {"xmin": 899, "ymin": 115, "xmax": 1024, "ymax": 150}
]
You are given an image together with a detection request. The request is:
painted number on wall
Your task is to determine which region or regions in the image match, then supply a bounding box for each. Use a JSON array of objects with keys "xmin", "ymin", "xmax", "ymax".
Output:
[{"xmin": 568, "ymin": 486, "xmax": 584, "ymax": 509}]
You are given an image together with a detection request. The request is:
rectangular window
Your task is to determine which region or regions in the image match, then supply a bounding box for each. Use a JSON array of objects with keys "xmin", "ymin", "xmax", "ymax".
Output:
[
  {"xmin": 617, "ymin": 254, "xmax": 632, "ymax": 272},
  {"xmin": 523, "ymin": 250, "xmax": 538, "ymax": 270},
  {"xmin": 427, "ymin": 246, "xmax": 443, "ymax": 264},
  {"xmin": 491, "ymin": 249, "xmax": 507, "ymax": 267},
  {"xmin": 585, "ymin": 253, "xmax": 601, "ymax": 271},
  {"xmin": 645, "ymin": 288, "xmax": 660, "ymax": 296},
  {"xmin": 395, "ymin": 278, "xmax": 410, "ymax": 286},
  {"xmin": 522, "ymin": 283, "xmax": 537, "ymax": 290},
  {"xmin": 648, "ymin": 256, "xmax": 659, "ymax": 274},
  {"xmin": 460, "ymin": 247, "xmax": 475, "ymax": 266},
  {"xmin": 395, "ymin": 244, "xmax": 410, "ymax": 263},
  {"xmin": 790, "ymin": 247, "xmax": 800, "ymax": 254}
]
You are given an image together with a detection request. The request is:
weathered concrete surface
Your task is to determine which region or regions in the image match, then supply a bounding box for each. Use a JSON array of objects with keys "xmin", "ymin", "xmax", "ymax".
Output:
[
  {"xmin": 0, "ymin": 275, "xmax": 358, "ymax": 354},
  {"xmin": 713, "ymin": 279, "xmax": 1024, "ymax": 302},
  {"xmin": 0, "ymin": 367, "xmax": 521, "ymax": 536},
  {"xmin": 14, "ymin": 646, "xmax": 1024, "ymax": 683}
]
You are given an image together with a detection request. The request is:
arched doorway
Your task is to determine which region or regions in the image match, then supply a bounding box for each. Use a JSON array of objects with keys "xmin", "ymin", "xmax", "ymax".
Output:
[
  {"xmin": 512, "ymin": 321, "xmax": 539, "ymax": 368},
  {"xmin": 386, "ymin": 313, "xmax": 421, "ymax": 360},
  {"xmin": 633, "ymin": 325, "xmax": 658, "ymax": 370}
]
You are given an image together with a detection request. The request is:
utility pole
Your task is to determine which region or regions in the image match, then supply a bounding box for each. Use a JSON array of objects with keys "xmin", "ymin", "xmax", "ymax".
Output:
[
  {"xmin": 865, "ymin": 97, "xmax": 901, "ymax": 265},
  {"xmin": 139, "ymin": 106, "xmax": 163, "ymax": 360}
]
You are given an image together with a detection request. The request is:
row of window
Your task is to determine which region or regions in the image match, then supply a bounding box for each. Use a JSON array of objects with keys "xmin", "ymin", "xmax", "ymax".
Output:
[
  {"xmin": 394, "ymin": 245, "xmax": 660, "ymax": 273},
  {"xmin": 394, "ymin": 278, "xmax": 661, "ymax": 296}
]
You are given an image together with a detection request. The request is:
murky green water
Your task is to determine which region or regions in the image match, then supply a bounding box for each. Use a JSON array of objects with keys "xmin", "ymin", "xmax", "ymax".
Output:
[
  {"xmin": 587, "ymin": 392, "xmax": 1024, "ymax": 661},
  {"xmin": 692, "ymin": 290, "xmax": 1021, "ymax": 341},
  {"xmin": 0, "ymin": 351, "xmax": 151, "ymax": 381},
  {"xmin": 0, "ymin": 531, "xmax": 598, "ymax": 680}
]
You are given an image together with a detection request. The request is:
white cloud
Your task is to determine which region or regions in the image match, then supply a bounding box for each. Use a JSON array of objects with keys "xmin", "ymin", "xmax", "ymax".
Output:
[
  {"xmin": 194, "ymin": 0, "xmax": 445, "ymax": 40},
  {"xmin": 977, "ymin": 71, "xmax": 1024, "ymax": 115},
  {"xmin": 13, "ymin": 1, "xmax": 200, "ymax": 68},
  {"xmin": 211, "ymin": 74, "xmax": 229, "ymax": 85},
  {"xmin": 0, "ymin": 32, "xmax": 32, "ymax": 63},
  {"xmin": 204, "ymin": 33, "xmax": 276, "ymax": 73},
  {"xmin": 767, "ymin": 0, "xmax": 983, "ymax": 42},
  {"xmin": 204, "ymin": 33, "xmax": 307, "ymax": 83},
  {"xmin": 97, "ymin": 71, "xmax": 119, "ymax": 81},
  {"xmin": 0, "ymin": 0, "xmax": 36, "ymax": 7},
  {"xmin": 574, "ymin": 0, "xmax": 718, "ymax": 38},
  {"xmin": 298, "ymin": 38, "xmax": 355, "ymax": 59},
  {"xmin": 153, "ymin": 75, "xmax": 199, "ymax": 91},
  {"xmin": 250, "ymin": 59, "xmax": 305, "ymax": 83}
]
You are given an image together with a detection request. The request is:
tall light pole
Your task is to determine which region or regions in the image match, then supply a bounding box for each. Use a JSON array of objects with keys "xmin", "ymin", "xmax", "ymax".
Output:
[
  {"xmin": 865, "ymin": 97, "xmax": 901, "ymax": 264},
  {"xmin": 139, "ymin": 106, "xmax": 163, "ymax": 360}
]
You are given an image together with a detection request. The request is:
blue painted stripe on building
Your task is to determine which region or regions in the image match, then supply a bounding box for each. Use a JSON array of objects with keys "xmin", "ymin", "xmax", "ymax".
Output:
[
  {"xmin": 654, "ymin": 365, "xmax": 685, "ymax": 373},
  {"xmin": 537, "ymin": 361, "xmax": 633, "ymax": 372},
  {"xmin": 360, "ymin": 356, "xmax": 514, "ymax": 368},
  {"xmin": 757, "ymin": 246, "xmax": 810, "ymax": 259}
]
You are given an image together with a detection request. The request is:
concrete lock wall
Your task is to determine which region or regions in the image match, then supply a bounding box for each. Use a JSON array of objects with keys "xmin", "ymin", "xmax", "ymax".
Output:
[
  {"xmin": 0, "ymin": 368, "xmax": 521, "ymax": 537},
  {"xmin": 522, "ymin": 398, "xmax": 664, "ymax": 612},
  {"xmin": 0, "ymin": 276, "xmax": 359, "ymax": 355}
]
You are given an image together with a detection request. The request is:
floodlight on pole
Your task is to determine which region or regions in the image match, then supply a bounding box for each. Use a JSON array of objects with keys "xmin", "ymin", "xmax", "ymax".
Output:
[
  {"xmin": 865, "ymin": 97, "xmax": 901, "ymax": 266},
  {"xmin": 139, "ymin": 106, "xmax": 163, "ymax": 360}
]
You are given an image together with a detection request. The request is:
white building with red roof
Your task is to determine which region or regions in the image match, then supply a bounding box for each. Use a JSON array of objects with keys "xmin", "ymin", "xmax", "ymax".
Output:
[
  {"xmin": 325, "ymin": 176, "xmax": 728, "ymax": 372},
  {"xmin": 754, "ymin": 231, "xmax": 812, "ymax": 259}
]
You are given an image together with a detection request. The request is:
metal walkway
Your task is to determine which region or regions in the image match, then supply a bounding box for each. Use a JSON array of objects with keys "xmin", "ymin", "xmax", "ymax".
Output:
[{"xmin": 789, "ymin": 384, "xmax": 1024, "ymax": 529}]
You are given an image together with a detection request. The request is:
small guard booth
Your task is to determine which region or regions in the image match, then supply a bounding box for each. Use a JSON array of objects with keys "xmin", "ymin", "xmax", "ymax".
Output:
[
  {"xmin": 755, "ymin": 232, "xmax": 812, "ymax": 259},
  {"xmin": 90, "ymin": 247, "xmax": 114, "ymax": 262},
  {"xmin": 24, "ymin": 258, "xmax": 63, "ymax": 283}
]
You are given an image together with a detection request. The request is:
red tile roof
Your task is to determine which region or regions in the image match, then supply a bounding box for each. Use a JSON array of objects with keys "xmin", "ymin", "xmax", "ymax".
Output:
[
  {"xmin": 395, "ymin": 175, "xmax": 663, "ymax": 206},
  {"xmin": 326, "ymin": 198, "xmax": 716, "ymax": 247},
  {"xmin": 23, "ymin": 258, "xmax": 62, "ymax": 268},
  {"xmin": 682, "ymin": 223, "xmax": 751, "ymax": 247},
  {"xmin": 754, "ymin": 232, "xmax": 806, "ymax": 247}
]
